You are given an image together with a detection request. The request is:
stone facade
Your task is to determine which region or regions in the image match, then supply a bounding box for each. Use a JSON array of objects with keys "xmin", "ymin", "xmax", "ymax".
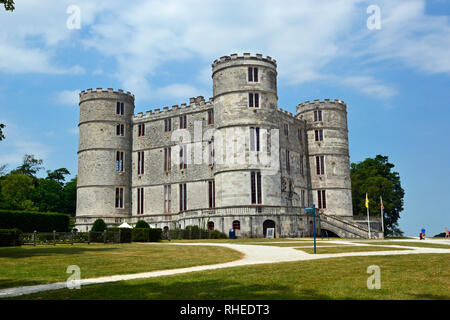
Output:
[{"xmin": 75, "ymin": 53, "xmax": 360, "ymax": 238}]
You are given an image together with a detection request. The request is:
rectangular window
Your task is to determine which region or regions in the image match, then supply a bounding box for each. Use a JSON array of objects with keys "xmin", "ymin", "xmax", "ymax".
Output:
[
  {"xmin": 137, "ymin": 187, "xmax": 144, "ymax": 214},
  {"xmin": 138, "ymin": 124, "xmax": 145, "ymax": 137},
  {"xmin": 301, "ymin": 189, "xmax": 306, "ymax": 207},
  {"xmin": 316, "ymin": 155, "xmax": 325, "ymax": 175},
  {"xmin": 208, "ymin": 180, "xmax": 215, "ymax": 208},
  {"xmin": 315, "ymin": 129, "xmax": 323, "ymax": 141},
  {"xmin": 164, "ymin": 118, "xmax": 172, "ymax": 132},
  {"xmin": 164, "ymin": 185, "xmax": 171, "ymax": 213},
  {"xmin": 248, "ymin": 93, "xmax": 259, "ymax": 108},
  {"xmin": 284, "ymin": 123, "xmax": 289, "ymax": 136},
  {"xmin": 208, "ymin": 109, "xmax": 214, "ymax": 125},
  {"xmin": 208, "ymin": 140, "xmax": 214, "ymax": 166},
  {"xmin": 137, "ymin": 151, "xmax": 144, "ymax": 175},
  {"xmin": 298, "ymin": 128, "xmax": 302, "ymax": 143},
  {"xmin": 248, "ymin": 67, "xmax": 258, "ymax": 82},
  {"xmin": 116, "ymin": 151, "xmax": 124, "ymax": 172},
  {"xmin": 116, "ymin": 123, "xmax": 124, "ymax": 136},
  {"xmin": 251, "ymin": 171, "xmax": 262, "ymax": 204},
  {"xmin": 314, "ymin": 110, "xmax": 322, "ymax": 122},
  {"xmin": 116, "ymin": 102, "xmax": 124, "ymax": 115},
  {"xmin": 286, "ymin": 150, "xmax": 290, "ymax": 174},
  {"xmin": 318, "ymin": 190, "xmax": 326, "ymax": 209},
  {"xmin": 179, "ymin": 115, "xmax": 187, "ymax": 129},
  {"xmin": 115, "ymin": 187, "xmax": 124, "ymax": 208},
  {"xmin": 179, "ymin": 183, "xmax": 187, "ymax": 211},
  {"xmin": 164, "ymin": 147, "xmax": 171, "ymax": 172},
  {"xmin": 250, "ymin": 127, "xmax": 260, "ymax": 151},
  {"xmin": 179, "ymin": 145, "xmax": 187, "ymax": 170},
  {"xmin": 300, "ymin": 155, "xmax": 304, "ymax": 176}
]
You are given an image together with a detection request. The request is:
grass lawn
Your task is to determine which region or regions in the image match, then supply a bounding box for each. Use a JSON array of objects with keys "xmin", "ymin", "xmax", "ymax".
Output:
[
  {"xmin": 0, "ymin": 243, "xmax": 242, "ymax": 289},
  {"xmin": 354, "ymin": 241, "xmax": 450, "ymax": 249},
  {"xmin": 251, "ymin": 242, "xmax": 350, "ymax": 247},
  {"xmin": 297, "ymin": 246, "xmax": 412, "ymax": 254},
  {"xmin": 15, "ymin": 253, "xmax": 449, "ymax": 300},
  {"xmin": 164, "ymin": 238, "xmax": 311, "ymax": 243}
]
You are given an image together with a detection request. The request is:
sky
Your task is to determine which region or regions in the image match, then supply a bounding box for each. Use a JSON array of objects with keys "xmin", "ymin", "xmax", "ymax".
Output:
[{"xmin": 0, "ymin": 0, "xmax": 449, "ymax": 236}]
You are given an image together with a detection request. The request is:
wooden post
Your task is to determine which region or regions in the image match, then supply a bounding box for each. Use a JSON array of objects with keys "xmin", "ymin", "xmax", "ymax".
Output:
[
  {"xmin": 88, "ymin": 231, "xmax": 91, "ymax": 245},
  {"xmin": 13, "ymin": 230, "xmax": 16, "ymax": 247},
  {"xmin": 103, "ymin": 230, "xmax": 107, "ymax": 244},
  {"xmin": 119, "ymin": 229, "xmax": 121, "ymax": 244},
  {"xmin": 53, "ymin": 230, "xmax": 56, "ymax": 246},
  {"xmin": 71, "ymin": 231, "xmax": 74, "ymax": 245}
]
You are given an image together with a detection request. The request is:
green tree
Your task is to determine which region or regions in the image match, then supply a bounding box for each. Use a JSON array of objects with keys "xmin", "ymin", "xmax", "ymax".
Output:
[
  {"xmin": 92, "ymin": 219, "xmax": 107, "ymax": 232},
  {"xmin": 60, "ymin": 176, "xmax": 77, "ymax": 216},
  {"xmin": 135, "ymin": 220, "xmax": 150, "ymax": 229},
  {"xmin": 1, "ymin": 0, "xmax": 14, "ymax": 11},
  {"xmin": 31, "ymin": 178, "xmax": 63, "ymax": 212},
  {"xmin": 0, "ymin": 173, "xmax": 37, "ymax": 210},
  {"xmin": 46, "ymin": 168, "xmax": 70, "ymax": 185},
  {"xmin": 10, "ymin": 154, "xmax": 44, "ymax": 178},
  {"xmin": 0, "ymin": 123, "xmax": 5, "ymax": 141},
  {"xmin": 351, "ymin": 155, "xmax": 405, "ymax": 237}
]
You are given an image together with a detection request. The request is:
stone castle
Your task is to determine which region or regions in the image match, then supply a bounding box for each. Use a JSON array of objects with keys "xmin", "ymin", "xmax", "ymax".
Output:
[{"xmin": 75, "ymin": 53, "xmax": 382, "ymax": 238}]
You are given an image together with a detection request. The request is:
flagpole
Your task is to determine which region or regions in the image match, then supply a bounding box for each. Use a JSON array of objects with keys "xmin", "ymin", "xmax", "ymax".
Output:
[
  {"xmin": 366, "ymin": 193, "xmax": 371, "ymax": 239},
  {"xmin": 380, "ymin": 196, "xmax": 385, "ymax": 236}
]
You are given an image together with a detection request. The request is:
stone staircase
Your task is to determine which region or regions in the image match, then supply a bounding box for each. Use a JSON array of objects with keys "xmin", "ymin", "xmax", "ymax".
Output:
[{"xmin": 319, "ymin": 214, "xmax": 384, "ymax": 239}]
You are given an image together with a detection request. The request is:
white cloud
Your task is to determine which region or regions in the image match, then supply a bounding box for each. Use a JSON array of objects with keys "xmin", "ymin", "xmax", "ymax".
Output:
[
  {"xmin": 67, "ymin": 127, "xmax": 78, "ymax": 135},
  {"xmin": 339, "ymin": 76, "xmax": 397, "ymax": 99},
  {"xmin": 55, "ymin": 89, "xmax": 80, "ymax": 106},
  {"xmin": 155, "ymin": 84, "xmax": 204, "ymax": 101}
]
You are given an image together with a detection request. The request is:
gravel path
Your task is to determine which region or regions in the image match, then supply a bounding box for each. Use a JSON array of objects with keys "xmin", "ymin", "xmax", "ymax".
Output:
[{"xmin": 1, "ymin": 240, "xmax": 449, "ymax": 299}]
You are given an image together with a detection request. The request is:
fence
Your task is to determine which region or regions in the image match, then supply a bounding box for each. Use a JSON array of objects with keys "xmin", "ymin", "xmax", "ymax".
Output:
[
  {"xmin": 162, "ymin": 227, "xmax": 227, "ymax": 241},
  {"xmin": 19, "ymin": 230, "xmax": 124, "ymax": 246}
]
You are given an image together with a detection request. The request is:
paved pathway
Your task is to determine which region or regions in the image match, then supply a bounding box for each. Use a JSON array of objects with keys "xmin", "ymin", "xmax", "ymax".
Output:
[{"xmin": 0, "ymin": 240, "xmax": 449, "ymax": 298}]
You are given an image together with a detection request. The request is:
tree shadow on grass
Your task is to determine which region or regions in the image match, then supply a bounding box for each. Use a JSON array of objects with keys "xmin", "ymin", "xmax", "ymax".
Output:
[{"xmin": 0, "ymin": 246, "xmax": 118, "ymax": 259}]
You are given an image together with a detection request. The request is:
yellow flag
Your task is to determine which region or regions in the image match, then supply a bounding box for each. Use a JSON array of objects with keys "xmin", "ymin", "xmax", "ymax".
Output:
[{"xmin": 365, "ymin": 193, "xmax": 369, "ymax": 208}]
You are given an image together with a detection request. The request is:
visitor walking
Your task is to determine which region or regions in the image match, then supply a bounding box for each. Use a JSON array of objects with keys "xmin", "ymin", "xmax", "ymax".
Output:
[{"xmin": 445, "ymin": 227, "xmax": 449, "ymax": 239}]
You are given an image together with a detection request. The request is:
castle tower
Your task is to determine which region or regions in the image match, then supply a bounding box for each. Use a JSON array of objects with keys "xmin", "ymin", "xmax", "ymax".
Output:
[
  {"xmin": 212, "ymin": 53, "xmax": 282, "ymax": 208},
  {"xmin": 296, "ymin": 99, "xmax": 353, "ymax": 216},
  {"xmin": 76, "ymin": 88, "xmax": 135, "ymax": 231}
]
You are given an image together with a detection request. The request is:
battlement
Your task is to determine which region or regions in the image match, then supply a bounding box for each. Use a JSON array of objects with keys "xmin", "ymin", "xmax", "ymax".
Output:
[
  {"xmin": 297, "ymin": 98, "xmax": 346, "ymax": 109},
  {"xmin": 133, "ymin": 96, "xmax": 214, "ymax": 121},
  {"xmin": 79, "ymin": 88, "xmax": 135, "ymax": 100},
  {"xmin": 212, "ymin": 53, "xmax": 277, "ymax": 69}
]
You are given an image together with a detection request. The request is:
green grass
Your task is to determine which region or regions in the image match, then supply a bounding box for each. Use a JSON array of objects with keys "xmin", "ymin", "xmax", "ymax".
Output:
[
  {"xmin": 15, "ymin": 253, "xmax": 450, "ymax": 300},
  {"xmin": 251, "ymin": 242, "xmax": 350, "ymax": 247},
  {"xmin": 355, "ymin": 241, "xmax": 450, "ymax": 249},
  {"xmin": 0, "ymin": 243, "xmax": 242, "ymax": 289},
  {"xmin": 297, "ymin": 246, "xmax": 412, "ymax": 254},
  {"xmin": 164, "ymin": 238, "xmax": 309, "ymax": 243}
]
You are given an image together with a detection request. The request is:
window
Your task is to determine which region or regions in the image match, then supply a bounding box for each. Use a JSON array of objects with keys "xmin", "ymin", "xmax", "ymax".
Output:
[
  {"xmin": 164, "ymin": 185, "xmax": 171, "ymax": 213},
  {"xmin": 208, "ymin": 140, "xmax": 214, "ymax": 166},
  {"xmin": 179, "ymin": 115, "xmax": 187, "ymax": 129},
  {"xmin": 284, "ymin": 123, "xmax": 289, "ymax": 137},
  {"xmin": 248, "ymin": 67, "xmax": 258, "ymax": 82},
  {"xmin": 164, "ymin": 118, "xmax": 172, "ymax": 132},
  {"xmin": 300, "ymin": 155, "xmax": 304, "ymax": 176},
  {"xmin": 116, "ymin": 151, "xmax": 124, "ymax": 172},
  {"xmin": 207, "ymin": 221, "xmax": 215, "ymax": 231},
  {"xmin": 164, "ymin": 147, "xmax": 171, "ymax": 172},
  {"xmin": 318, "ymin": 190, "xmax": 326, "ymax": 209},
  {"xmin": 116, "ymin": 123, "xmax": 124, "ymax": 136},
  {"xmin": 179, "ymin": 183, "xmax": 187, "ymax": 211},
  {"xmin": 316, "ymin": 155, "xmax": 325, "ymax": 175},
  {"xmin": 250, "ymin": 127, "xmax": 260, "ymax": 151},
  {"xmin": 137, "ymin": 187, "xmax": 144, "ymax": 214},
  {"xmin": 298, "ymin": 128, "xmax": 302, "ymax": 143},
  {"xmin": 115, "ymin": 187, "xmax": 124, "ymax": 208},
  {"xmin": 286, "ymin": 150, "xmax": 290, "ymax": 174},
  {"xmin": 208, "ymin": 109, "xmax": 214, "ymax": 125},
  {"xmin": 301, "ymin": 189, "xmax": 306, "ymax": 207},
  {"xmin": 315, "ymin": 129, "xmax": 323, "ymax": 141},
  {"xmin": 251, "ymin": 171, "xmax": 262, "ymax": 204},
  {"xmin": 233, "ymin": 220, "xmax": 241, "ymax": 230},
  {"xmin": 137, "ymin": 151, "xmax": 144, "ymax": 175},
  {"xmin": 314, "ymin": 110, "xmax": 322, "ymax": 122},
  {"xmin": 208, "ymin": 180, "xmax": 215, "ymax": 208},
  {"xmin": 248, "ymin": 93, "xmax": 259, "ymax": 108},
  {"xmin": 179, "ymin": 145, "xmax": 187, "ymax": 170},
  {"xmin": 138, "ymin": 124, "xmax": 145, "ymax": 137},
  {"xmin": 116, "ymin": 102, "xmax": 124, "ymax": 115}
]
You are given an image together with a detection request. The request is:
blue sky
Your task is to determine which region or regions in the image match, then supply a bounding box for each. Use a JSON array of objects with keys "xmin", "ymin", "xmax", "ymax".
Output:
[{"xmin": 0, "ymin": 0, "xmax": 449, "ymax": 236}]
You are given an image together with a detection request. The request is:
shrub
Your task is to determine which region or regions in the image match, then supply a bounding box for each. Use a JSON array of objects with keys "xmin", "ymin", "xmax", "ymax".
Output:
[
  {"xmin": 135, "ymin": 220, "xmax": 150, "ymax": 229},
  {"xmin": 0, "ymin": 210, "xmax": 70, "ymax": 232},
  {"xmin": 132, "ymin": 228, "xmax": 149, "ymax": 242},
  {"xmin": 91, "ymin": 219, "xmax": 107, "ymax": 232},
  {"xmin": 107, "ymin": 227, "xmax": 132, "ymax": 243},
  {"xmin": 0, "ymin": 229, "xmax": 22, "ymax": 247},
  {"xmin": 149, "ymin": 228, "xmax": 162, "ymax": 242}
]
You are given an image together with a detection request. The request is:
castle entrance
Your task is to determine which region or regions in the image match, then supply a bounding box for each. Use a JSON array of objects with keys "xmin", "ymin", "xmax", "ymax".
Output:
[{"xmin": 263, "ymin": 220, "xmax": 276, "ymax": 238}]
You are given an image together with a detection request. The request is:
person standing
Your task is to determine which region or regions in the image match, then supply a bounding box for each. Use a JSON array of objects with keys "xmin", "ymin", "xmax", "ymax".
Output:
[{"xmin": 445, "ymin": 227, "xmax": 449, "ymax": 239}]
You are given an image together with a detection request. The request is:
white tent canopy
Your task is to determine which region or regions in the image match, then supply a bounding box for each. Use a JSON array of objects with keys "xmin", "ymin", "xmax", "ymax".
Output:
[{"xmin": 118, "ymin": 221, "xmax": 133, "ymax": 229}]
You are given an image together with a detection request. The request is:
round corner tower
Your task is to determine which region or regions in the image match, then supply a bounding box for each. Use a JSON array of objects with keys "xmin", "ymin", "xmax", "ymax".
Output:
[
  {"xmin": 76, "ymin": 88, "xmax": 135, "ymax": 231},
  {"xmin": 212, "ymin": 53, "xmax": 282, "ymax": 208},
  {"xmin": 296, "ymin": 99, "xmax": 353, "ymax": 217}
]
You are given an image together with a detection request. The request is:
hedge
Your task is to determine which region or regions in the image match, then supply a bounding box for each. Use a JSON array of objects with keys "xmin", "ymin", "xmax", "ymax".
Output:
[
  {"xmin": 0, "ymin": 210, "xmax": 70, "ymax": 232},
  {"xmin": 166, "ymin": 226, "xmax": 227, "ymax": 240},
  {"xmin": 106, "ymin": 227, "xmax": 132, "ymax": 243},
  {"xmin": 0, "ymin": 229, "xmax": 22, "ymax": 247},
  {"xmin": 132, "ymin": 228, "xmax": 162, "ymax": 242}
]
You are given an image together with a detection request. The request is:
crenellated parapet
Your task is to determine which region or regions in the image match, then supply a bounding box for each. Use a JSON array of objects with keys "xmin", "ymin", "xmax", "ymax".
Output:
[
  {"xmin": 212, "ymin": 53, "xmax": 277, "ymax": 77},
  {"xmin": 79, "ymin": 88, "xmax": 135, "ymax": 106},
  {"xmin": 133, "ymin": 96, "xmax": 214, "ymax": 122}
]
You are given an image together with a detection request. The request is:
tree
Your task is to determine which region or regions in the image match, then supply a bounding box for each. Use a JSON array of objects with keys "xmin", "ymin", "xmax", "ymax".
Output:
[
  {"xmin": 31, "ymin": 178, "xmax": 63, "ymax": 212},
  {"xmin": 1, "ymin": 0, "xmax": 14, "ymax": 11},
  {"xmin": 135, "ymin": 220, "xmax": 150, "ymax": 229},
  {"xmin": 0, "ymin": 123, "xmax": 5, "ymax": 141},
  {"xmin": 46, "ymin": 168, "xmax": 70, "ymax": 185},
  {"xmin": 92, "ymin": 219, "xmax": 107, "ymax": 232},
  {"xmin": 0, "ymin": 173, "xmax": 37, "ymax": 210},
  {"xmin": 351, "ymin": 155, "xmax": 405, "ymax": 237},
  {"xmin": 10, "ymin": 154, "xmax": 44, "ymax": 178},
  {"xmin": 60, "ymin": 177, "xmax": 77, "ymax": 216}
]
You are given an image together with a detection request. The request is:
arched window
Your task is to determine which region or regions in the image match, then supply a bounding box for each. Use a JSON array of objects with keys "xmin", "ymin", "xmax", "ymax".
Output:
[
  {"xmin": 208, "ymin": 221, "xmax": 214, "ymax": 231},
  {"xmin": 232, "ymin": 220, "xmax": 240, "ymax": 230}
]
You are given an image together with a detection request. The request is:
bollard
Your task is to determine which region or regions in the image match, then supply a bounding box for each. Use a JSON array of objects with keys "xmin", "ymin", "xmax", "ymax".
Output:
[
  {"xmin": 33, "ymin": 230, "xmax": 37, "ymax": 247},
  {"xmin": 53, "ymin": 230, "xmax": 56, "ymax": 246}
]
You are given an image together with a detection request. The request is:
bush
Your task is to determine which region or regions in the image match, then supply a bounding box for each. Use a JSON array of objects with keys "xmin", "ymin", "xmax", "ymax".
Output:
[
  {"xmin": 166, "ymin": 226, "xmax": 227, "ymax": 240},
  {"xmin": 0, "ymin": 210, "xmax": 70, "ymax": 232},
  {"xmin": 149, "ymin": 228, "xmax": 162, "ymax": 242},
  {"xmin": 132, "ymin": 228, "xmax": 162, "ymax": 242},
  {"xmin": 91, "ymin": 219, "xmax": 107, "ymax": 232},
  {"xmin": 135, "ymin": 220, "xmax": 150, "ymax": 229},
  {"xmin": 0, "ymin": 229, "xmax": 22, "ymax": 247},
  {"xmin": 107, "ymin": 227, "xmax": 132, "ymax": 243}
]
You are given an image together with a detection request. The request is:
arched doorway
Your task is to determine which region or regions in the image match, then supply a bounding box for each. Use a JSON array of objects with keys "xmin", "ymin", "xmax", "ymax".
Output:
[
  {"xmin": 207, "ymin": 221, "xmax": 215, "ymax": 231},
  {"xmin": 232, "ymin": 220, "xmax": 240, "ymax": 230},
  {"xmin": 263, "ymin": 220, "xmax": 276, "ymax": 238}
]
